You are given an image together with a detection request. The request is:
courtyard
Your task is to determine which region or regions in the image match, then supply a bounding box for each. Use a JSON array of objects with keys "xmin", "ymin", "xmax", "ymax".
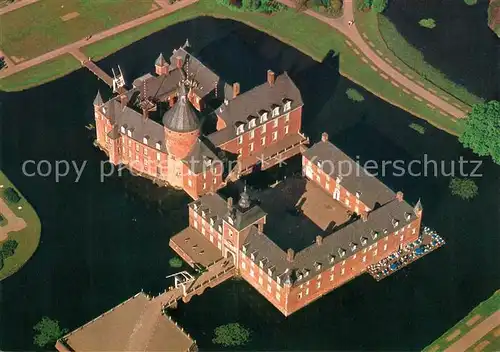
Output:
[{"xmin": 255, "ymin": 177, "xmax": 351, "ymax": 252}]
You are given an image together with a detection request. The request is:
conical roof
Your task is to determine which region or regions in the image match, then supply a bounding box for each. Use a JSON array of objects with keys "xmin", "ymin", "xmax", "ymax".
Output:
[
  {"xmin": 155, "ymin": 53, "xmax": 166, "ymax": 66},
  {"xmin": 162, "ymin": 84, "xmax": 199, "ymax": 132},
  {"xmin": 93, "ymin": 90, "xmax": 103, "ymax": 106}
]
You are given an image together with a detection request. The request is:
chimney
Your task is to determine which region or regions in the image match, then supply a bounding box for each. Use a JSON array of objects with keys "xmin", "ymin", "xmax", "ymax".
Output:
[
  {"xmin": 176, "ymin": 57, "xmax": 183, "ymax": 69},
  {"xmin": 316, "ymin": 235, "xmax": 323, "ymax": 246},
  {"xmin": 361, "ymin": 212, "xmax": 368, "ymax": 222},
  {"xmin": 267, "ymin": 70, "xmax": 275, "ymax": 86},
  {"xmin": 257, "ymin": 222, "xmax": 264, "ymax": 234},
  {"xmin": 287, "ymin": 248, "xmax": 294, "ymax": 262},
  {"xmin": 227, "ymin": 197, "xmax": 233, "ymax": 209},
  {"xmin": 233, "ymin": 82, "xmax": 240, "ymax": 99},
  {"xmin": 396, "ymin": 191, "xmax": 404, "ymax": 202},
  {"xmin": 321, "ymin": 132, "xmax": 329, "ymax": 142}
]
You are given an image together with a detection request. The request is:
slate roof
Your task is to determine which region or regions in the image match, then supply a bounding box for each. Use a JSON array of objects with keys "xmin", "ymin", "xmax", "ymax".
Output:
[
  {"xmin": 182, "ymin": 138, "xmax": 221, "ymax": 173},
  {"xmin": 132, "ymin": 70, "xmax": 182, "ymax": 101},
  {"xmin": 155, "ymin": 53, "xmax": 166, "ymax": 66},
  {"xmin": 101, "ymin": 98, "xmax": 167, "ymax": 152},
  {"xmin": 162, "ymin": 84, "xmax": 200, "ymax": 133},
  {"xmin": 303, "ymin": 140, "xmax": 396, "ymax": 209},
  {"xmin": 208, "ymin": 72, "xmax": 303, "ymax": 146},
  {"xmin": 169, "ymin": 47, "xmax": 220, "ymax": 99},
  {"xmin": 93, "ymin": 90, "xmax": 103, "ymax": 106}
]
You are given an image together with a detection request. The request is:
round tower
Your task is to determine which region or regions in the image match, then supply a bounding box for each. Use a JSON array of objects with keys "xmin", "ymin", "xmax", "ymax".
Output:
[{"xmin": 163, "ymin": 84, "xmax": 200, "ymax": 159}]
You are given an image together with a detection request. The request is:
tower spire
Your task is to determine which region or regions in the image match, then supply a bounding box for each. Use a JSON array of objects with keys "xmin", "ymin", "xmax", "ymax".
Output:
[
  {"xmin": 238, "ymin": 185, "xmax": 251, "ymax": 210},
  {"xmin": 414, "ymin": 198, "xmax": 423, "ymax": 216},
  {"xmin": 93, "ymin": 90, "xmax": 103, "ymax": 106}
]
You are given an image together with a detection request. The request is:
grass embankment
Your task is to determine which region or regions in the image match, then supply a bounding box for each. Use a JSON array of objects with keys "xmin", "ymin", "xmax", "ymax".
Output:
[
  {"xmin": 0, "ymin": 0, "xmax": 464, "ymax": 135},
  {"xmin": 423, "ymin": 290, "xmax": 500, "ymax": 352},
  {"xmin": 0, "ymin": 0, "xmax": 155, "ymax": 60},
  {"xmin": 354, "ymin": 9, "xmax": 482, "ymax": 110},
  {"xmin": 0, "ymin": 171, "xmax": 41, "ymax": 281},
  {"xmin": 0, "ymin": 54, "xmax": 80, "ymax": 92}
]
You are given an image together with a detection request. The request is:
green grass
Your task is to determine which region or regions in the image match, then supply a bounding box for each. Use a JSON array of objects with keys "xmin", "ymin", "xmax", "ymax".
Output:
[
  {"xmin": 423, "ymin": 290, "xmax": 500, "ymax": 352},
  {"xmin": 0, "ymin": 171, "xmax": 41, "ymax": 281},
  {"xmin": 354, "ymin": 8, "xmax": 482, "ymax": 109},
  {"xmin": 0, "ymin": 54, "xmax": 80, "ymax": 92},
  {"xmin": 0, "ymin": 0, "xmax": 465, "ymax": 135},
  {"xmin": 0, "ymin": 0, "xmax": 155, "ymax": 60}
]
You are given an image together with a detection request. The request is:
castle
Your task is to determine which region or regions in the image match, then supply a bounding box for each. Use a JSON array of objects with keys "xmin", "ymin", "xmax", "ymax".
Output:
[{"xmin": 94, "ymin": 41, "xmax": 308, "ymax": 199}]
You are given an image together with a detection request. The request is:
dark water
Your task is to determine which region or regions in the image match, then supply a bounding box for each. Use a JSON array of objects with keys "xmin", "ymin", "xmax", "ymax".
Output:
[
  {"xmin": 385, "ymin": 0, "xmax": 499, "ymax": 100},
  {"xmin": 0, "ymin": 17, "xmax": 499, "ymax": 351}
]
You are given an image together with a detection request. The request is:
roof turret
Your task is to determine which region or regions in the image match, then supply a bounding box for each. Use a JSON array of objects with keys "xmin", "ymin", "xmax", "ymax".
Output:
[
  {"xmin": 162, "ymin": 84, "xmax": 199, "ymax": 132},
  {"xmin": 155, "ymin": 53, "xmax": 166, "ymax": 66},
  {"xmin": 93, "ymin": 90, "xmax": 104, "ymax": 106}
]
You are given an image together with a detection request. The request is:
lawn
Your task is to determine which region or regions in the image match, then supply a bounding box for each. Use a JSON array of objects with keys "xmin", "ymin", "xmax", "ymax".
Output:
[
  {"xmin": 423, "ymin": 290, "xmax": 500, "ymax": 352},
  {"xmin": 0, "ymin": 0, "xmax": 465, "ymax": 135},
  {"xmin": 0, "ymin": 170, "xmax": 41, "ymax": 281},
  {"xmin": 0, "ymin": 0, "xmax": 155, "ymax": 60},
  {"xmin": 353, "ymin": 8, "xmax": 483, "ymax": 110},
  {"xmin": 0, "ymin": 54, "xmax": 80, "ymax": 92}
]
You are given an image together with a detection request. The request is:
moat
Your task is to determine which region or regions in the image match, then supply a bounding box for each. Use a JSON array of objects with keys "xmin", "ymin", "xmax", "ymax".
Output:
[{"xmin": 0, "ymin": 17, "xmax": 499, "ymax": 350}]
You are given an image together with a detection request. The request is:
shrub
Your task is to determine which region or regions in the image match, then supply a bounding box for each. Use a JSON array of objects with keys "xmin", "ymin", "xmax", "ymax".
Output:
[
  {"xmin": 464, "ymin": 0, "xmax": 477, "ymax": 5},
  {"xmin": 329, "ymin": 0, "xmax": 343, "ymax": 14},
  {"xmin": 449, "ymin": 178, "xmax": 479, "ymax": 200},
  {"xmin": 371, "ymin": 0, "xmax": 388, "ymax": 13},
  {"xmin": 212, "ymin": 323, "xmax": 251, "ymax": 347},
  {"xmin": 409, "ymin": 123, "xmax": 425, "ymax": 134},
  {"xmin": 346, "ymin": 88, "xmax": 365, "ymax": 102},
  {"xmin": 2, "ymin": 187, "xmax": 21, "ymax": 204},
  {"xmin": 1, "ymin": 239, "xmax": 18, "ymax": 258},
  {"xmin": 169, "ymin": 256, "xmax": 183, "ymax": 268},
  {"xmin": 419, "ymin": 18, "xmax": 437, "ymax": 29},
  {"xmin": 357, "ymin": 0, "xmax": 372, "ymax": 10},
  {"xmin": 33, "ymin": 317, "xmax": 68, "ymax": 348}
]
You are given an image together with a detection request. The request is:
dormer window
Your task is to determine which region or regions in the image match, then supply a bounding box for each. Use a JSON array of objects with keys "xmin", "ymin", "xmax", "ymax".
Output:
[
  {"xmin": 277, "ymin": 276, "xmax": 281, "ymax": 285},
  {"xmin": 250, "ymin": 251, "xmax": 257, "ymax": 261},
  {"xmin": 120, "ymin": 125, "xmax": 127, "ymax": 134},
  {"xmin": 228, "ymin": 216, "xmax": 234, "ymax": 225},
  {"xmin": 272, "ymin": 105, "xmax": 280, "ymax": 117},
  {"xmin": 356, "ymin": 191, "xmax": 361, "ymax": 199},
  {"xmin": 268, "ymin": 266, "xmax": 275, "ymax": 276},
  {"xmin": 371, "ymin": 230, "xmax": 378, "ymax": 240},
  {"xmin": 155, "ymin": 142, "xmax": 161, "ymax": 150},
  {"xmin": 297, "ymin": 273, "xmax": 303, "ymax": 280},
  {"xmin": 303, "ymin": 269, "xmax": 310, "ymax": 277},
  {"xmin": 360, "ymin": 237, "xmax": 368, "ymax": 246},
  {"xmin": 210, "ymin": 217, "xmax": 215, "ymax": 226},
  {"xmin": 248, "ymin": 116, "xmax": 257, "ymax": 129},
  {"xmin": 329, "ymin": 254, "xmax": 335, "ymax": 263},
  {"xmin": 218, "ymin": 225, "xmax": 222, "ymax": 233},
  {"xmin": 314, "ymin": 262, "xmax": 322, "ymax": 271},
  {"xmin": 383, "ymin": 229, "xmax": 388, "ymax": 234},
  {"xmin": 338, "ymin": 248, "xmax": 346, "ymax": 257},
  {"xmin": 283, "ymin": 98, "xmax": 292, "ymax": 112},
  {"xmin": 349, "ymin": 242, "xmax": 357, "ymax": 251},
  {"xmin": 392, "ymin": 219, "xmax": 399, "ymax": 228},
  {"xmin": 127, "ymin": 128, "xmax": 133, "ymax": 137},
  {"xmin": 242, "ymin": 244, "xmax": 248, "ymax": 253},
  {"xmin": 336, "ymin": 176, "xmax": 342, "ymax": 184},
  {"xmin": 405, "ymin": 212, "xmax": 411, "ymax": 221},
  {"xmin": 201, "ymin": 210, "xmax": 206, "ymax": 218},
  {"xmin": 143, "ymin": 136, "xmax": 149, "ymax": 145},
  {"xmin": 259, "ymin": 110, "xmax": 268, "ymax": 123},
  {"xmin": 204, "ymin": 157, "xmax": 212, "ymax": 167},
  {"xmin": 193, "ymin": 202, "xmax": 199, "ymax": 210},
  {"xmin": 259, "ymin": 258, "xmax": 267, "ymax": 268},
  {"xmin": 236, "ymin": 123, "xmax": 245, "ymax": 135}
]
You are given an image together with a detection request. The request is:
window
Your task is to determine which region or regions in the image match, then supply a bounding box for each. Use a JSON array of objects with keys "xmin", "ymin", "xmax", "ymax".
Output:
[
  {"xmin": 157, "ymin": 152, "xmax": 161, "ymax": 161},
  {"xmin": 260, "ymin": 112, "xmax": 268, "ymax": 123},
  {"xmin": 156, "ymin": 142, "xmax": 161, "ymax": 150},
  {"xmin": 144, "ymin": 148, "xmax": 148, "ymax": 156},
  {"xmin": 267, "ymin": 284, "xmax": 272, "ymax": 293},
  {"xmin": 258, "ymin": 276, "xmax": 263, "ymax": 285},
  {"xmin": 345, "ymin": 199, "xmax": 350, "ymax": 206},
  {"xmin": 188, "ymin": 179, "xmax": 192, "ymax": 187},
  {"xmin": 261, "ymin": 137, "xmax": 266, "ymax": 146},
  {"xmin": 316, "ymin": 281, "xmax": 321, "ymax": 289},
  {"xmin": 213, "ymin": 177, "xmax": 217, "ymax": 185},
  {"xmin": 272, "ymin": 131, "xmax": 278, "ymax": 141},
  {"xmin": 326, "ymin": 183, "xmax": 330, "ymax": 190},
  {"xmin": 341, "ymin": 268, "xmax": 345, "ymax": 275},
  {"xmin": 210, "ymin": 234, "xmax": 214, "ymax": 242},
  {"xmin": 298, "ymin": 292, "xmax": 303, "ymax": 299},
  {"xmin": 285, "ymin": 113, "xmax": 290, "ymax": 122},
  {"xmin": 237, "ymin": 148, "xmax": 242, "ymax": 156},
  {"xmin": 284, "ymin": 101, "xmax": 291, "ymax": 111},
  {"xmin": 305, "ymin": 288, "xmax": 309, "ymax": 295},
  {"xmin": 250, "ymin": 142, "xmax": 254, "ymax": 152},
  {"xmin": 194, "ymin": 221, "xmax": 198, "ymax": 229},
  {"xmin": 218, "ymin": 242, "xmax": 222, "ymax": 250},
  {"xmin": 241, "ymin": 261, "xmax": 246, "ymax": 270},
  {"xmin": 201, "ymin": 227, "xmax": 205, "ymax": 235},
  {"xmin": 285, "ymin": 125, "xmax": 289, "ymax": 134},
  {"xmin": 276, "ymin": 292, "xmax": 281, "ymax": 301},
  {"xmin": 249, "ymin": 119, "xmax": 256, "ymax": 129},
  {"xmin": 261, "ymin": 124, "xmax": 266, "ymax": 133},
  {"xmin": 362, "ymin": 256, "xmax": 366, "ymax": 263},
  {"xmin": 250, "ymin": 130, "xmax": 255, "ymax": 139},
  {"xmin": 250, "ymin": 269, "xmax": 255, "ymax": 277},
  {"xmin": 354, "ymin": 206, "xmax": 359, "ymax": 213},
  {"xmin": 383, "ymin": 244, "xmax": 388, "ymax": 251},
  {"xmin": 203, "ymin": 183, "xmax": 206, "ymax": 190},
  {"xmin": 273, "ymin": 119, "xmax": 279, "ymax": 128},
  {"xmin": 237, "ymin": 124, "xmax": 244, "ymax": 135},
  {"xmin": 229, "ymin": 230, "xmax": 233, "ymax": 237},
  {"xmin": 373, "ymin": 249, "xmax": 378, "ymax": 256},
  {"xmin": 272, "ymin": 107, "xmax": 280, "ymax": 117},
  {"xmin": 136, "ymin": 144, "xmax": 140, "ymax": 152},
  {"xmin": 330, "ymin": 274, "xmax": 334, "ymax": 281},
  {"xmin": 238, "ymin": 135, "xmax": 243, "ymax": 144}
]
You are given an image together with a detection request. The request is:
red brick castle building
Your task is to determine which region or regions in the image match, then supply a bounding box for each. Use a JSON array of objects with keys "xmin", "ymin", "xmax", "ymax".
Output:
[{"xmin": 94, "ymin": 41, "xmax": 308, "ymax": 199}]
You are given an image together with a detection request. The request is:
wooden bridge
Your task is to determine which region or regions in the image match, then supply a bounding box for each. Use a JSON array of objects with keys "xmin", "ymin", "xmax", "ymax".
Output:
[{"xmin": 154, "ymin": 257, "xmax": 236, "ymax": 308}]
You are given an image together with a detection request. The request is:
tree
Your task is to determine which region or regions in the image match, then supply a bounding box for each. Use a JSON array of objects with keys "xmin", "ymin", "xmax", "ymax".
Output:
[
  {"xmin": 33, "ymin": 317, "xmax": 68, "ymax": 348},
  {"xmin": 2, "ymin": 187, "xmax": 21, "ymax": 204},
  {"xmin": 212, "ymin": 323, "xmax": 251, "ymax": 347},
  {"xmin": 329, "ymin": 0, "xmax": 343, "ymax": 14},
  {"xmin": 459, "ymin": 101, "xmax": 500, "ymax": 164},
  {"xmin": 357, "ymin": 0, "xmax": 372, "ymax": 11},
  {"xmin": 1, "ymin": 239, "xmax": 18, "ymax": 258},
  {"xmin": 0, "ymin": 252, "xmax": 4, "ymax": 271},
  {"xmin": 371, "ymin": 0, "xmax": 388, "ymax": 13},
  {"xmin": 449, "ymin": 178, "xmax": 478, "ymax": 200},
  {"xmin": 168, "ymin": 256, "xmax": 183, "ymax": 268}
]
